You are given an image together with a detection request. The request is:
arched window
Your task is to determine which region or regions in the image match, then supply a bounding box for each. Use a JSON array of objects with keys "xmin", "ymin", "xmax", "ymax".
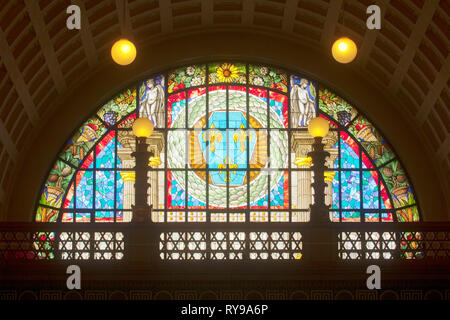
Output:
[{"xmin": 35, "ymin": 62, "xmax": 420, "ymax": 259}]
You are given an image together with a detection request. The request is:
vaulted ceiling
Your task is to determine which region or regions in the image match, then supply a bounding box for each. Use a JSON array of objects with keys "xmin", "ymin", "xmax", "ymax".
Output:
[{"xmin": 0, "ymin": 0, "xmax": 448, "ymax": 219}]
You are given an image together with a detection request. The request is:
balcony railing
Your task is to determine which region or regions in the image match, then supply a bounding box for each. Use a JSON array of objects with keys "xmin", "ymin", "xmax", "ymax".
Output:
[{"xmin": 0, "ymin": 222, "xmax": 449, "ymax": 265}]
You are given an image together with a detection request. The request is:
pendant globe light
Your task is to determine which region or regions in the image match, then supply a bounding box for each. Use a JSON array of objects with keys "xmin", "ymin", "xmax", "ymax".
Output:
[
  {"xmin": 111, "ymin": 1, "xmax": 136, "ymax": 66},
  {"xmin": 331, "ymin": 9, "xmax": 357, "ymax": 64},
  {"xmin": 332, "ymin": 37, "xmax": 357, "ymax": 64},
  {"xmin": 111, "ymin": 39, "xmax": 136, "ymax": 65}
]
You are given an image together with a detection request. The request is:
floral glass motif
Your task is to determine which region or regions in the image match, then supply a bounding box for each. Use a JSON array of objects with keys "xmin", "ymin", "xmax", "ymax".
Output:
[
  {"xmin": 348, "ymin": 115, "xmax": 394, "ymax": 167},
  {"xmin": 168, "ymin": 65, "xmax": 206, "ymax": 93},
  {"xmin": 209, "ymin": 62, "xmax": 246, "ymax": 84},
  {"xmin": 58, "ymin": 116, "xmax": 106, "ymax": 167},
  {"xmin": 249, "ymin": 64, "xmax": 287, "ymax": 92},
  {"xmin": 36, "ymin": 62, "xmax": 420, "ymax": 230},
  {"xmin": 97, "ymin": 88, "xmax": 136, "ymax": 126},
  {"xmin": 318, "ymin": 88, "xmax": 358, "ymax": 126},
  {"xmin": 379, "ymin": 160, "xmax": 419, "ymax": 221}
]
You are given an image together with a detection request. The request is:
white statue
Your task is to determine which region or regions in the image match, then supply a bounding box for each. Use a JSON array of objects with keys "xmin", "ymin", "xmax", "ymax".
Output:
[
  {"xmin": 290, "ymin": 78, "xmax": 315, "ymax": 127},
  {"xmin": 141, "ymin": 78, "xmax": 165, "ymax": 127}
]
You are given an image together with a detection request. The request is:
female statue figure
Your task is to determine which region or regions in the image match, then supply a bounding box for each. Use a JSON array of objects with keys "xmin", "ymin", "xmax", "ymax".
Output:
[
  {"xmin": 141, "ymin": 78, "xmax": 165, "ymax": 127},
  {"xmin": 290, "ymin": 78, "xmax": 315, "ymax": 127}
]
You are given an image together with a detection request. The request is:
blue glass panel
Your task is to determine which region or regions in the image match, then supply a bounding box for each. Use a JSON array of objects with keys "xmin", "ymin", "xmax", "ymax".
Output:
[
  {"xmin": 95, "ymin": 171, "xmax": 115, "ymax": 209},
  {"xmin": 332, "ymin": 171, "xmax": 340, "ymax": 209},
  {"xmin": 341, "ymin": 171, "xmax": 360, "ymax": 209},
  {"xmin": 342, "ymin": 211, "xmax": 360, "ymax": 222},
  {"xmin": 270, "ymin": 98, "xmax": 284, "ymax": 124},
  {"xmin": 251, "ymin": 194, "xmax": 268, "ymax": 207},
  {"xmin": 331, "ymin": 211, "xmax": 340, "ymax": 222},
  {"xmin": 340, "ymin": 138, "xmax": 360, "ymax": 168},
  {"xmin": 270, "ymin": 174, "xmax": 285, "ymax": 207},
  {"xmin": 187, "ymin": 194, "xmax": 206, "ymax": 208},
  {"xmin": 362, "ymin": 171, "xmax": 379, "ymax": 209},
  {"xmin": 170, "ymin": 178, "xmax": 186, "ymax": 207},
  {"xmin": 250, "ymin": 175, "xmax": 268, "ymax": 208},
  {"xmin": 96, "ymin": 138, "xmax": 116, "ymax": 168},
  {"xmin": 365, "ymin": 212, "xmax": 380, "ymax": 222},
  {"xmin": 75, "ymin": 212, "xmax": 90, "ymax": 222},
  {"xmin": 76, "ymin": 171, "xmax": 93, "ymax": 209},
  {"xmin": 116, "ymin": 171, "xmax": 124, "ymax": 209},
  {"xmin": 199, "ymin": 119, "xmax": 256, "ymax": 186},
  {"xmin": 170, "ymin": 98, "xmax": 186, "ymax": 125},
  {"xmin": 95, "ymin": 211, "xmax": 114, "ymax": 222}
]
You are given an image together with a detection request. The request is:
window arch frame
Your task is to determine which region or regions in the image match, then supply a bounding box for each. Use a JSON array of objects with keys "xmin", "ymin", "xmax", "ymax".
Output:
[{"xmin": 34, "ymin": 60, "xmax": 422, "ymax": 225}]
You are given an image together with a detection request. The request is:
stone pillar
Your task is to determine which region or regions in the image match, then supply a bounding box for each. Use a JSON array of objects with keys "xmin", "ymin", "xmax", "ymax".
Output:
[
  {"xmin": 292, "ymin": 132, "xmax": 315, "ymax": 213},
  {"xmin": 147, "ymin": 132, "xmax": 164, "ymax": 222},
  {"xmin": 117, "ymin": 131, "xmax": 165, "ymax": 222},
  {"xmin": 117, "ymin": 131, "xmax": 136, "ymax": 222},
  {"xmin": 119, "ymin": 171, "xmax": 135, "ymax": 222},
  {"xmin": 323, "ymin": 132, "xmax": 338, "ymax": 220}
]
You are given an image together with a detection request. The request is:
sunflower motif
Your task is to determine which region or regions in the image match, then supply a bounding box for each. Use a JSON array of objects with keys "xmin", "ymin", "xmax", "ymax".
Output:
[{"xmin": 217, "ymin": 63, "xmax": 239, "ymax": 83}]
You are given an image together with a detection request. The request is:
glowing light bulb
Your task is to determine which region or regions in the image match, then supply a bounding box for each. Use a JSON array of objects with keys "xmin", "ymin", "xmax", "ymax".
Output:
[
  {"xmin": 338, "ymin": 42, "xmax": 348, "ymax": 52},
  {"xmin": 332, "ymin": 37, "xmax": 357, "ymax": 64},
  {"xmin": 121, "ymin": 44, "xmax": 131, "ymax": 53},
  {"xmin": 132, "ymin": 118, "xmax": 154, "ymax": 138},
  {"xmin": 308, "ymin": 117, "xmax": 330, "ymax": 138},
  {"xmin": 111, "ymin": 39, "xmax": 136, "ymax": 66}
]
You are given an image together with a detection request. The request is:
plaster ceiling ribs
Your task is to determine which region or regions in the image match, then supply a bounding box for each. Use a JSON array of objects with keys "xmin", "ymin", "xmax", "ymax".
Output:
[
  {"xmin": 0, "ymin": 29, "xmax": 38, "ymax": 126},
  {"xmin": 25, "ymin": 0, "xmax": 66, "ymax": 94},
  {"xmin": 358, "ymin": 0, "xmax": 388, "ymax": 68},
  {"xmin": 389, "ymin": 1, "xmax": 436, "ymax": 92},
  {"xmin": 320, "ymin": 0, "xmax": 342, "ymax": 47},
  {"xmin": 281, "ymin": 0, "xmax": 298, "ymax": 33},
  {"xmin": 72, "ymin": 0, "xmax": 99, "ymax": 67}
]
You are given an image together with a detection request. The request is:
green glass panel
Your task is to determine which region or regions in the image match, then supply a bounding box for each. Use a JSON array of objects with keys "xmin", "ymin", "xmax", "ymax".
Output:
[
  {"xmin": 58, "ymin": 116, "xmax": 107, "ymax": 167},
  {"xmin": 208, "ymin": 62, "xmax": 246, "ymax": 84},
  {"xmin": 97, "ymin": 87, "xmax": 137, "ymax": 126},
  {"xmin": 348, "ymin": 115, "xmax": 395, "ymax": 167},
  {"xmin": 379, "ymin": 159, "xmax": 416, "ymax": 209},
  {"xmin": 249, "ymin": 64, "xmax": 287, "ymax": 92},
  {"xmin": 168, "ymin": 65, "xmax": 206, "ymax": 93},
  {"xmin": 318, "ymin": 88, "xmax": 358, "ymax": 126}
]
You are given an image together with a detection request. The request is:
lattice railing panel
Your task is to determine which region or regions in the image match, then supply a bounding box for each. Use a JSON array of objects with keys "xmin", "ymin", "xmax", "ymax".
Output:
[
  {"xmin": 338, "ymin": 231, "xmax": 450, "ymax": 260},
  {"xmin": 400, "ymin": 231, "xmax": 450, "ymax": 260},
  {"xmin": 0, "ymin": 230, "xmax": 124, "ymax": 261},
  {"xmin": 93, "ymin": 232, "xmax": 125, "ymax": 260},
  {"xmin": 0, "ymin": 231, "xmax": 55, "ymax": 260},
  {"xmin": 160, "ymin": 231, "xmax": 303, "ymax": 260},
  {"xmin": 210, "ymin": 232, "xmax": 245, "ymax": 260}
]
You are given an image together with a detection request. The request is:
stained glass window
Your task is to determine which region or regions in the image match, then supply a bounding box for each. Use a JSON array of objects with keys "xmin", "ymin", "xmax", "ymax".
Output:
[{"xmin": 35, "ymin": 62, "xmax": 420, "ymax": 258}]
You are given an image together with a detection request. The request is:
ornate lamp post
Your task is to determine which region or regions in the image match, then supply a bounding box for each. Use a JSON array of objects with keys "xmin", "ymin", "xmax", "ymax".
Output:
[
  {"xmin": 131, "ymin": 118, "xmax": 154, "ymax": 222},
  {"xmin": 307, "ymin": 117, "xmax": 331, "ymax": 224}
]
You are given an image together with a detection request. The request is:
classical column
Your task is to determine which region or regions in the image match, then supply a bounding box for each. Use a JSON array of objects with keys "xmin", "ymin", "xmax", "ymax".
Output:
[
  {"xmin": 147, "ymin": 132, "xmax": 164, "ymax": 222},
  {"xmin": 119, "ymin": 171, "xmax": 135, "ymax": 222},
  {"xmin": 117, "ymin": 131, "xmax": 136, "ymax": 222},
  {"xmin": 323, "ymin": 133, "xmax": 339, "ymax": 218},
  {"xmin": 308, "ymin": 136, "xmax": 330, "ymax": 224},
  {"xmin": 132, "ymin": 137, "xmax": 153, "ymax": 222},
  {"xmin": 117, "ymin": 131, "xmax": 165, "ymax": 222},
  {"xmin": 292, "ymin": 132, "xmax": 315, "ymax": 213}
]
